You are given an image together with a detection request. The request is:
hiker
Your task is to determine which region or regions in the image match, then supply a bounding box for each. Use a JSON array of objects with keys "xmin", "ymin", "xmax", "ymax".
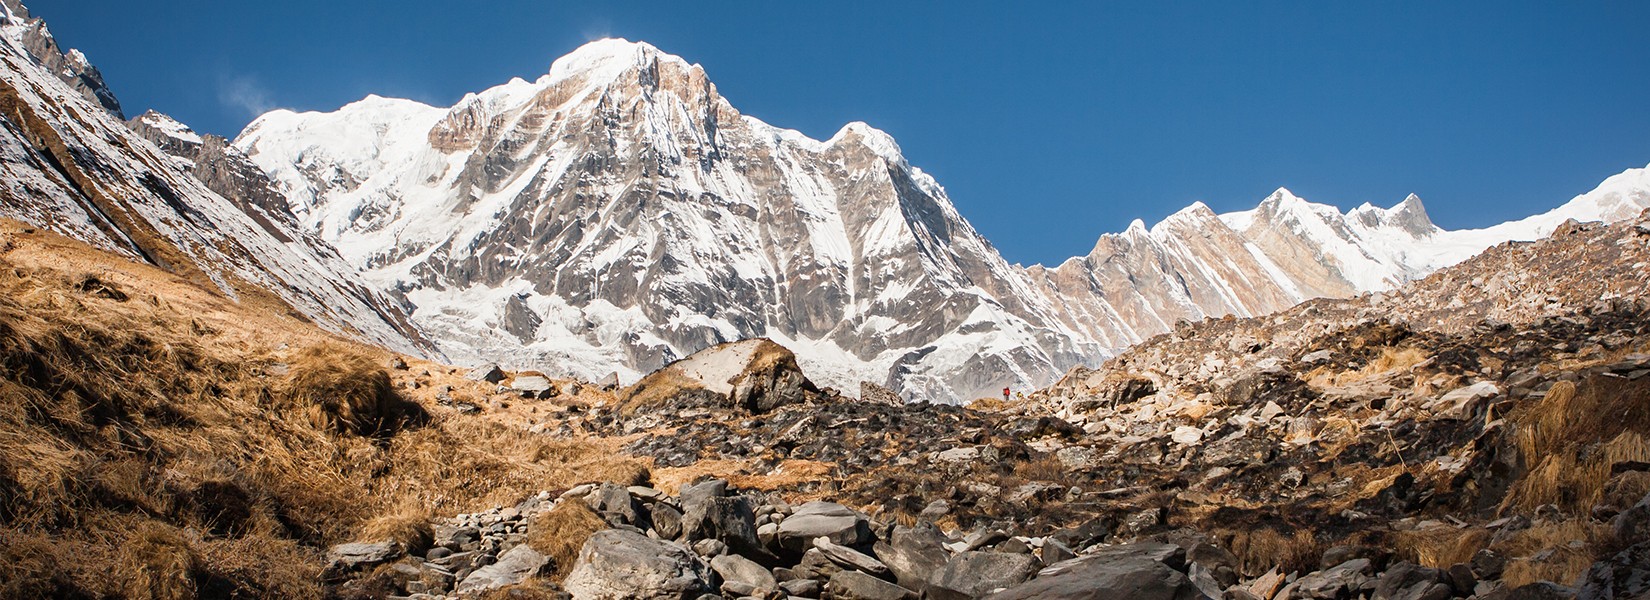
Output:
[{"xmin": 1002, "ymin": 387, "xmax": 1010, "ymax": 402}]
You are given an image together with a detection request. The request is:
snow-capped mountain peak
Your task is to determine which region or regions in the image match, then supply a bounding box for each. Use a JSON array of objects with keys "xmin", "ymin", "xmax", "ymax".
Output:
[{"xmin": 231, "ymin": 38, "xmax": 1650, "ymax": 403}]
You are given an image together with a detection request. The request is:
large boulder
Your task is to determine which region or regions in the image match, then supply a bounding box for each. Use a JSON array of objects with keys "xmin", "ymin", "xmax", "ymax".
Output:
[
  {"xmin": 928, "ymin": 551, "xmax": 1040, "ymax": 600},
  {"xmin": 454, "ymin": 544, "xmax": 550, "ymax": 595},
  {"xmin": 874, "ymin": 524, "xmax": 950, "ymax": 592},
  {"xmin": 776, "ymin": 501, "xmax": 872, "ymax": 554},
  {"xmin": 562, "ymin": 530, "xmax": 713, "ymax": 600},
  {"xmin": 986, "ymin": 544, "xmax": 1197, "ymax": 600},
  {"xmin": 623, "ymin": 339, "xmax": 818, "ymax": 414},
  {"xmin": 830, "ymin": 570, "xmax": 918, "ymax": 600}
]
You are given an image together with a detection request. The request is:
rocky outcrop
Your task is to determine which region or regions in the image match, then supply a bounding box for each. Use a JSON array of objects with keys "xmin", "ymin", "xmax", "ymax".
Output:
[
  {"xmin": 623, "ymin": 339, "xmax": 821, "ymax": 415},
  {"xmin": 0, "ymin": 0, "xmax": 122, "ymax": 117}
]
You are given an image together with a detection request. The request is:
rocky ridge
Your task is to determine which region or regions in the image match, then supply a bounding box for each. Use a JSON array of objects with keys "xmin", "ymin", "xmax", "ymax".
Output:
[{"xmin": 0, "ymin": 1, "xmax": 437, "ymax": 355}]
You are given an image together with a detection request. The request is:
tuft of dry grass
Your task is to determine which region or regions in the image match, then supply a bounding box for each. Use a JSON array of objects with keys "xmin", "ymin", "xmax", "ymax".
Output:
[
  {"xmin": 356, "ymin": 503, "xmax": 435, "ymax": 556},
  {"xmin": 284, "ymin": 343, "xmax": 429, "ymax": 438},
  {"xmin": 526, "ymin": 500, "xmax": 607, "ymax": 582},
  {"xmin": 1223, "ymin": 527, "xmax": 1323, "ymax": 576},
  {"xmin": 115, "ymin": 522, "xmax": 200, "ymax": 600},
  {"xmin": 1394, "ymin": 527, "xmax": 1491, "ymax": 569},
  {"xmin": 1013, "ymin": 456, "xmax": 1068, "ymax": 483}
]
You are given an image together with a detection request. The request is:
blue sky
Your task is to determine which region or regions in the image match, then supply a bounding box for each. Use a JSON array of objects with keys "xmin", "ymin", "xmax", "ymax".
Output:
[{"xmin": 27, "ymin": 1, "xmax": 1650, "ymax": 266}]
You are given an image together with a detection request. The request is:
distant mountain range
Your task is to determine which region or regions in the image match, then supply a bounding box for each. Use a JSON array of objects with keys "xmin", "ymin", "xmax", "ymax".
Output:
[{"xmin": 2, "ymin": 7, "xmax": 1646, "ymax": 402}]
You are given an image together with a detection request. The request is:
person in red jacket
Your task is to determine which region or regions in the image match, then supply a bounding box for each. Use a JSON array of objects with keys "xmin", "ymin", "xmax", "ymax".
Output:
[{"xmin": 1002, "ymin": 387, "xmax": 1010, "ymax": 402}]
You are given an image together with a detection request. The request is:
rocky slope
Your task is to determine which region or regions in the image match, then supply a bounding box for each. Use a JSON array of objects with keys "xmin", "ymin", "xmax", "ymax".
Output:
[
  {"xmin": 306, "ymin": 213, "xmax": 1650, "ymax": 600},
  {"xmin": 235, "ymin": 38, "xmax": 1650, "ymax": 403},
  {"xmin": 0, "ymin": 1, "xmax": 436, "ymax": 355}
]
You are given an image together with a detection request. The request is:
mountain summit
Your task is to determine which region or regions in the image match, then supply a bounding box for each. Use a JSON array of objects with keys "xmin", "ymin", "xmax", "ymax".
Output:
[{"xmin": 235, "ymin": 39, "xmax": 1650, "ymax": 402}]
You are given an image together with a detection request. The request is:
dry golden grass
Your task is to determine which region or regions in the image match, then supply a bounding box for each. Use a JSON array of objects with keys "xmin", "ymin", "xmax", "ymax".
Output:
[
  {"xmin": 115, "ymin": 522, "xmax": 201, "ymax": 600},
  {"xmin": 1308, "ymin": 347, "xmax": 1430, "ymax": 388},
  {"xmin": 1223, "ymin": 527, "xmax": 1322, "ymax": 576},
  {"xmin": 652, "ymin": 458, "xmax": 833, "ymax": 496},
  {"xmin": 476, "ymin": 579, "xmax": 569, "ymax": 600},
  {"xmin": 356, "ymin": 503, "xmax": 435, "ymax": 556},
  {"xmin": 1504, "ymin": 377, "xmax": 1650, "ymax": 513},
  {"xmin": 0, "ymin": 227, "xmax": 646, "ymax": 599},
  {"xmin": 1495, "ymin": 520, "xmax": 1608, "ymax": 588},
  {"xmin": 283, "ymin": 343, "xmax": 428, "ymax": 437},
  {"xmin": 526, "ymin": 500, "xmax": 607, "ymax": 582},
  {"xmin": 1013, "ymin": 456, "xmax": 1069, "ymax": 483},
  {"xmin": 966, "ymin": 396, "xmax": 1015, "ymax": 412},
  {"xmin": 1394, "ymin": 527, "xmax": 1491, "ymax": 569}
]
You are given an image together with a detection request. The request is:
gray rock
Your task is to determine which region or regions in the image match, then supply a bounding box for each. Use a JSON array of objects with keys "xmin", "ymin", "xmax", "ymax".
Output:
[
  {"xmin": 963, "ymin": 529, "xmax": 1010, "ymax": 552},
  {"xmin": 326, "ymin": 541, "xmax": 398, "ymax": 572},
  {"xmin": 1612, "ymin": 490, "xmax": 1650, "ymax": 544},
  {"xmin": 873, "ymin": 524, "xmax": 949, "ymax": 593},
  {"xmin": 1187, "ymin": 563, "xmax": 1224, "ymax": 600},
  {"xmin": 710, "ymin": 554, "xmax": 776, "ymax": 591},
  {"xmin": 1318, "ymin": 545, "xmax": 1389, "ymax": 571},
  {"xmin": 586, "ymin": 482, "xmax": 641, "ymax": 525},
  {"xmin": 1576, "ymin": 542, "xmax": 1650, "ymax": 600},
  {"xmin": 1039, "ymin": 538, "xmax": 1076, "ymax": 566},
  {"xmin": 563, "ymin": 530, "xmax": 713, "ymax": 600},
  {"xmin": 1187, "ymin": 542, "xmax": 1239, "ymax": 573},
  {"xmin": 679, "ymin": 482, "xmax": 768, "ymax": 561},
  {"xmin": 1291, "ymin": 559, "xmax": 1374, "ymax": 599},
  {"xmin": 511, "ymin": 374, "xmax": 553, "ymax": 397},
  {"xmin": 927, "ymin": 551, "xmax": 1040, "ymax": 600},
  {"xmin": 1373, "ymin": 563, "xmax": 1452, "ymax": 600},
  {"xmin": 830, "ymin": 570, "xmax": 917, "ymax": 600},
  {"xmin": 467, "ymin": 364, "xmax": 506, "ymax": 383},
  {"xmin": 776, "ymin": 501, "xmax": 871, "ymax": 554},
  {"xmin": 985, "ymin": 552, "xmax": 1198, "ymax": 600},
  {"xmin": 654, "ymin": 502, "xmax": 685, "ymax": 540},
  {"xmin": 814, "ymin": 536, "xmax": 890, "ymax": 575},
  {"xmin": 454, "ymin": 544, "xmax": 550, "ymax": 595},
  {"xmin": 1445, "ymin": 563, "xmax": 1477, "ymax": 595},
  {"xmin": 1471, "ymin": 548, "xmax": 1507, "ymax": 580},
  {"xmin": 1084, "ymin": 542, "xmax": 1186, "ymax": 571},
  {"xmin": 1505, "ymin": 581, "xmax": 1578, "ymax": 600},
  {"xmin": 780, "ymin": 577, "xmax": 821, "ymax": 597}
]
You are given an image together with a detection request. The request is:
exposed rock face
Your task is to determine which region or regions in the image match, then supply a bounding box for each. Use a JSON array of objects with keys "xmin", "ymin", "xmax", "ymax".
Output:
[
  {"xmin": 234, "ymin": 38, "xmax": 1650, "ymax": 402},
  {"xmin": 126, "ymin": 111, "xmax": 301, "ymax": 236},
  {"xmin": 0, "ymin": 0, "xmax": 122, "ymax": 118},
  {"xmin": 0, "ymin": 1, "xmax": 436, "ymax": 356}
]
